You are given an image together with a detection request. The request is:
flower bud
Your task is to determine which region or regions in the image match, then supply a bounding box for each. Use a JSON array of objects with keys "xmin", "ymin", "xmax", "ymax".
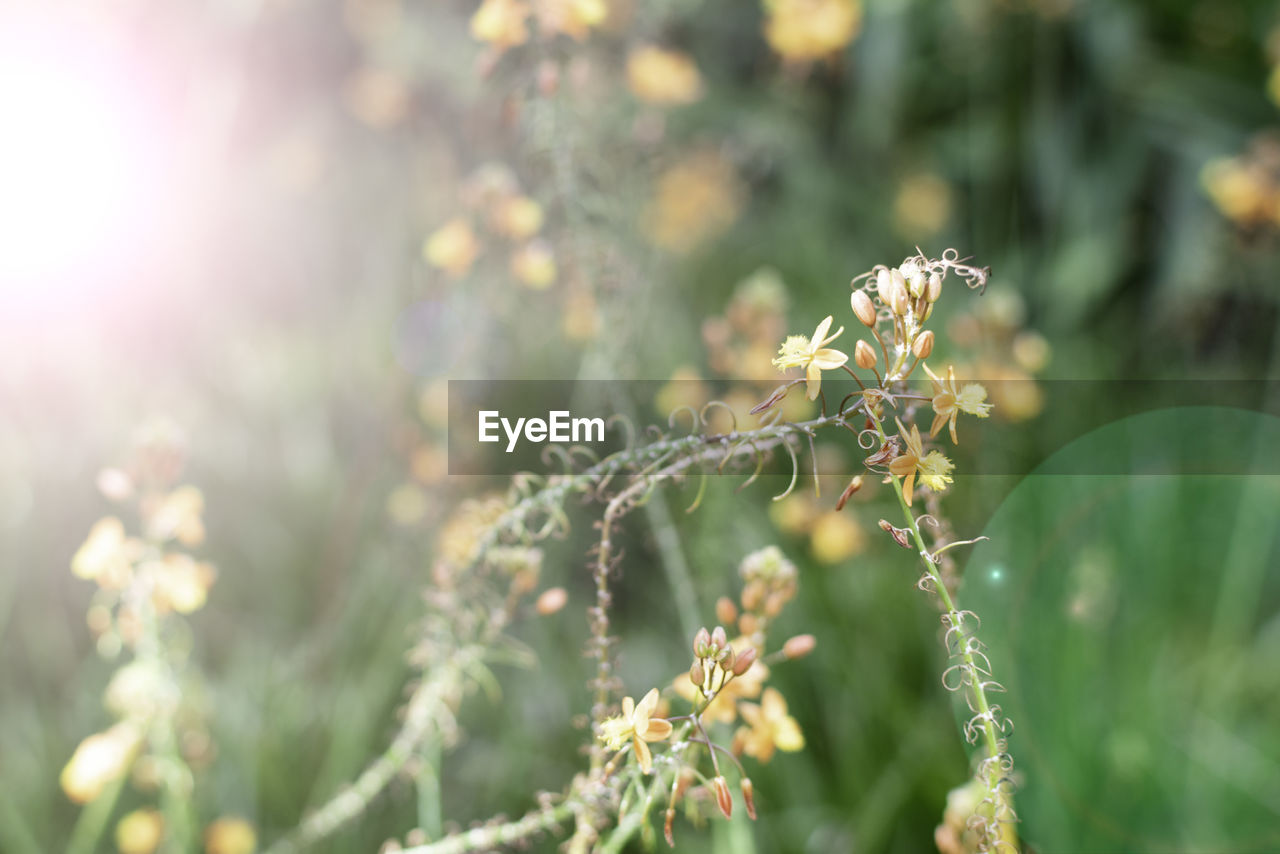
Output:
[
  {"xmin": 711, "ymin": 625, "xmax": 727, "ymax": 650},
  {"xmin": 889, "ymin": 271, "xmax": 909, "ymax": 316},
  {"xmin": 782, "ymin": 634, "xmax": 816, "ymax": 660},
  {"xmin": 731, "ymin": 646, "xmax": 757, "ymax": 676},
  {"xmin": 875, "ymin": 267, "xmax": 891, "ymax": 294},
  {"xmin": 720, "ymin": 644, "xmax": 736, "ymax": 672},
  {"xmin": 741, "ymin": 778, "xmax": 757, "ymax": 820},
  {"xmin": 737, "ymin": 613, "xmax": 758, "ymax": 635},
  {"xmin": 927, "ymin": 271, "xmax": 943, "ymax": 302},
  {"xmin": 693, "ymin": 627, "xmax": 710, "ymax": 657},
  {"xmin": 690, "ymin": 659, "xmax": 705, "ymax": 690},
  {"xmin": 908, "ymin": 269, "xmax": 927, "ymax": 299},
  {"xmin": 713, "ymin": 776, "xmax": 733, "ymax": 818},
  {"xmin": 850, "ymin": 290, "xmax": 877, "ymax": 327},
  {"xmin": 912, "ymin": 330, "xmax": 934, "ymax": 360},
  {"xmin": 854, "ymin": 339, "xmax": 877, "ymax": 370},
  {"xmin": 715, "ymin": 596, "xmax": 738, "ymax": 626},
  {"xmin": 535, "ymin": 587, "xmax": 568, "ymax": 615}
]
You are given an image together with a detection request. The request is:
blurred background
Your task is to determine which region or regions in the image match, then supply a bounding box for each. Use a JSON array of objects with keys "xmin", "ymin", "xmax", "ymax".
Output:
[{"xmin": 3, "ymin": 0, "xmax": 1280, "ymax": 851}]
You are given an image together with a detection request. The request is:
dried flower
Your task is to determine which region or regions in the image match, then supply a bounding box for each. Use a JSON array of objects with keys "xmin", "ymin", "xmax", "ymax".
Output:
[
  {"xmin": 771, "ymin": 316, "xmax": 848, "ymax": 400},
  {"xmin": 598, "ymin": 688, "xmax": 673, "ymax": 774},
  {"xmin": 713, "ymin": 775, "xmax": 733, "ymax": 818}
]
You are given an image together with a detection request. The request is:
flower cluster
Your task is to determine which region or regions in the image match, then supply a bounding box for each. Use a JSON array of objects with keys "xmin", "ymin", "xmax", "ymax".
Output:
[
  {"xmin": 424, "ymin": 163, "xmax": 556, "ymax": 288},
  {"xmin": 63, "ymin": 419, "xmax": 255, "ymax": 854}
]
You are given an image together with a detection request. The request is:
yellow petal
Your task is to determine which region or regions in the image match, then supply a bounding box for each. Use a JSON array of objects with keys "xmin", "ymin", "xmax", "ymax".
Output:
[
  {"xmin": 621, "ymin": 695, "xmax": 635, "ymax": 720},
  {"xmin": 642, "ymin": 718, "xmax": 673, "ymax": 741},
  {"xmin": 761, "ymin": 687, "xmax": 787, "ymax": 720},
  {"xmin": 773, "ymin": 716, "xmax": 805, "ymax": 752},
  {"xmin": 633, "ymin": 735, "xmax": 653, "ymax": 774},
  {"xmin": 811, "ymin": 315, "xmax": 833, "ymax": 345},
  {"xmin": 810, "ymin": 348, "xmax": 848, "ymax": 370},
  {"xmin": 805, "ymin": 364, "xmax": 822, "ymax": 400}
]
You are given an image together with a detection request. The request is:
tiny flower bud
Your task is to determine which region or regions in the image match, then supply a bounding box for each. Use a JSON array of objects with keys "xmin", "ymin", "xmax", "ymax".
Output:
[
  {"xmin": 693, "ymin": 627, "xmax": 710, "ymax": 657},
  {"xmin": 835, "ymin": 475, "xmax": 864, "ymax": 511},
  {"xmin": 737, "ymin": 613, "xmax": 759, "ymax": 635},
  {"xmin": 740, "ymin": 581, "xmax": 764, "ymax": 612},
  {"xmin": 850, "ymin": 290, "xmax": 877, "ymax": 327},
  {"xmin": 715, "ymin": 596, "xmax": 738, "ymax": 626},
  {"xmin": 720, "ymin": 645, "xmax": 736, "ymax": 672},
  {"xmin": 889, "ymin": 271, "xmax": 909, "ymax": 315},
  {"xmin": 854, "ymin": 339, "xmax": 877, "ymax": 371},
  {"xmin": 783, "ymin": 634, "xmax": 816, "ymax": 660},
  {"xmin": 875, "ymin": 267, "xmax": 891, "ymax": 294},
  {"xmin": 690, "ymin": 660, "xmax": 705, "ymax": 690},
  {"xmin": 927, "ymin": 271, "xmax": 942, "ymax": 302},
  {"xmin": 713, "ymin": 776, "xmax": 733, "ymax": 818},
  {"xmin": 912, "ymin": 330, "xmax": 934, "ymax": 360},
  {"xmin": 731, "ymin": 646, "xmax": 757, "ymax": 676},
  {"xmin": 535, "ymin": 587, "xmax": 568, "ymax": 615},
  {"xmin": 908, "ymin": 269, "xmax": 926, "ymax": 298},
  {"xmin": 711, "ymin": 625, "xmax": 727, "ymax": 650},
  {"xmin": 741, "ymin": 778, "xmax": 757, "ymax": 820}
]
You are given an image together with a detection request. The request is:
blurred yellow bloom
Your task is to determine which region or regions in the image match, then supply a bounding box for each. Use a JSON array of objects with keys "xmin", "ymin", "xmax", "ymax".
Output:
[
  {"xmin": 562, "ymin": 290, "xmax": 601, "ymax": 341},
  {"xmin": 925, "ymin": 363, "xmax": 991, "ymax": 445},
  {"xmin": 598, "ymin": 688, "xmax": 673, "ymax": 774},
  {"xmin": 1201, "ymin": 157, "xmax": 1276, "ymax": 226},
  {"xmin": 643, "ymin": 151, "xmax": 743, "ymax": 253},
  {"xmin": 116, "ymin": 808, "xmax": 164, "ymax": 854},
  {"xmin": 893, "ymin": 172, "xmax": 952, "ymax": 238},
  {"xmin": 147, "ymin": 485, "xmax": 206, "ymax": 546},
  {"xmin": 771, "ymin": 316, "xmax": 848, "ymax": 400},
  {"xmin": 534, "ymin": 0, "xmax": 607, "ymax": 41},
  {"xmin": 489, "ymin": 195, "xmax": 544, "ymax": 240},
  {"xmin": 736, "ymin": 687, "xmax": 804, "ymax": 762},
  {"xmin": 510, "ymin": 240, "xmax": 557, "ymax": 289},
  {"xmin": 149, "ymin": 553, "xmax": 217, "ymax": 614},
  {"xmin": 204, "ymin": 816, "xmax": 258, "ymax": 854},
  {"xmin": 60, "ymin": 723, "xmax": 141, "ymax": 804},
  {"xmin": 627, "ymin": 46, "xmax": 703, "ymax": 105},
  {"xmin": 763, "ymin": 0, "xmax": 862, "ymax": 62},
  {"xmin": 470, "ymin": 0, "xmax": 531, "ymax": 49},
  {"xmin": 654, "ymin": 365, "xmax": 707, "ymax": 418},
  {"xmin": 809, "ymin": 510, "xmax": 865, "ymax": 564},
  {"xmin": 423, "ymin": 218, "xmax": 480, "ymax": 277},
  {"xmin": 71, "ymin": 517, "xmax": 138, "ymax": 587}
]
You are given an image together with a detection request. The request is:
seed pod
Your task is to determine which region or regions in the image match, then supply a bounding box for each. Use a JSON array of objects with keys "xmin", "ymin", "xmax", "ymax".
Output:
[
  {"xmin": 854, "ymin": 339, "xmax": 877, "ymax": 370},
  {"xmin": 782, "ymin": 634, "xmax": 816, "ymax": 660},
  {"xmin": 851, "ymin": 290, "xmax": 877, "ymax": 327},
  {"xmin": 715, "ymin": 596, "xmax": 738, "ymax": 626},
  {"xmin": 741, "ymin": 778, "xmax": 758, "ymax": 820},
  {"xmin": 713, "ymin": 776, "xmax": 733, "ymax": 818},
  {"xmin": 912, "ymin": 330, "xmax": 934, "ymax": 359},
  {"xmin": 732, "ymin": 646, "xmax": 757, "ymax": 676}
]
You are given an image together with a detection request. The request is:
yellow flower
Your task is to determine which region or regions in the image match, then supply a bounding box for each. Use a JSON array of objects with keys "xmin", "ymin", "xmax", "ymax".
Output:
[
  {"xmin": 763, "ymin": 0, "xmax": 862, "ymax": 63},
  {"xmin": 150, "ymin": 553, "xmax": 217, "ymax": 614},
  {"xmin": 510, "ymin": 240, "xmax": 557, "ymax": 289},
  {"xmin": 60, "ymin": 723, "xmax": 141, "ymax": 804},
  {"xmin": 925, "ymin": 363, "xmax": 992, "ymax": 445},
  {"xmin": 489, "ymin": 195, "xmax": 544, "ymax": 240},
  {"xmin": 534, "ymin": 0, "xmax": 607, "ymax": 41},
  {"xmin": 116, "ymin": 808, "xmax": 164, "ymax": 854},
  {"xmin": 470, "ymin": 0, "xmax": 531, "ymax": 50},
  {"xmin": 204, "ymin": 817, "xmax": 258, "ymax": 854},
  {"xmin": 642, "ymin": 151, "xmax": 743, "ymax": 253},
  {"xmin": 71, "ymin": 517, "xmax": 139, "ymax": 588},
  {"xmin": 598, "ymin": 688, "xmax": 673, "ymax": 774},
  {"xmin": 771, "ymin": 316, "xmax": 848, "ymax": 400},
  {"xmin": 627, "ymin": 47, "xmax": 703, "ymax": 106},
  {"xmin": 888, "ymin": 419, "xmax": 953, "ymax": 505},
  {"xmin": 735, "ymin": 687, "xmax": 804, "ymax": 762},
  {"xmin": 423, "ymin": 218, "xmax": 480, "ymax": 277},
  {"xmin": 146, "ymin": 485, "xmax": 206, "ymax": 546}
]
